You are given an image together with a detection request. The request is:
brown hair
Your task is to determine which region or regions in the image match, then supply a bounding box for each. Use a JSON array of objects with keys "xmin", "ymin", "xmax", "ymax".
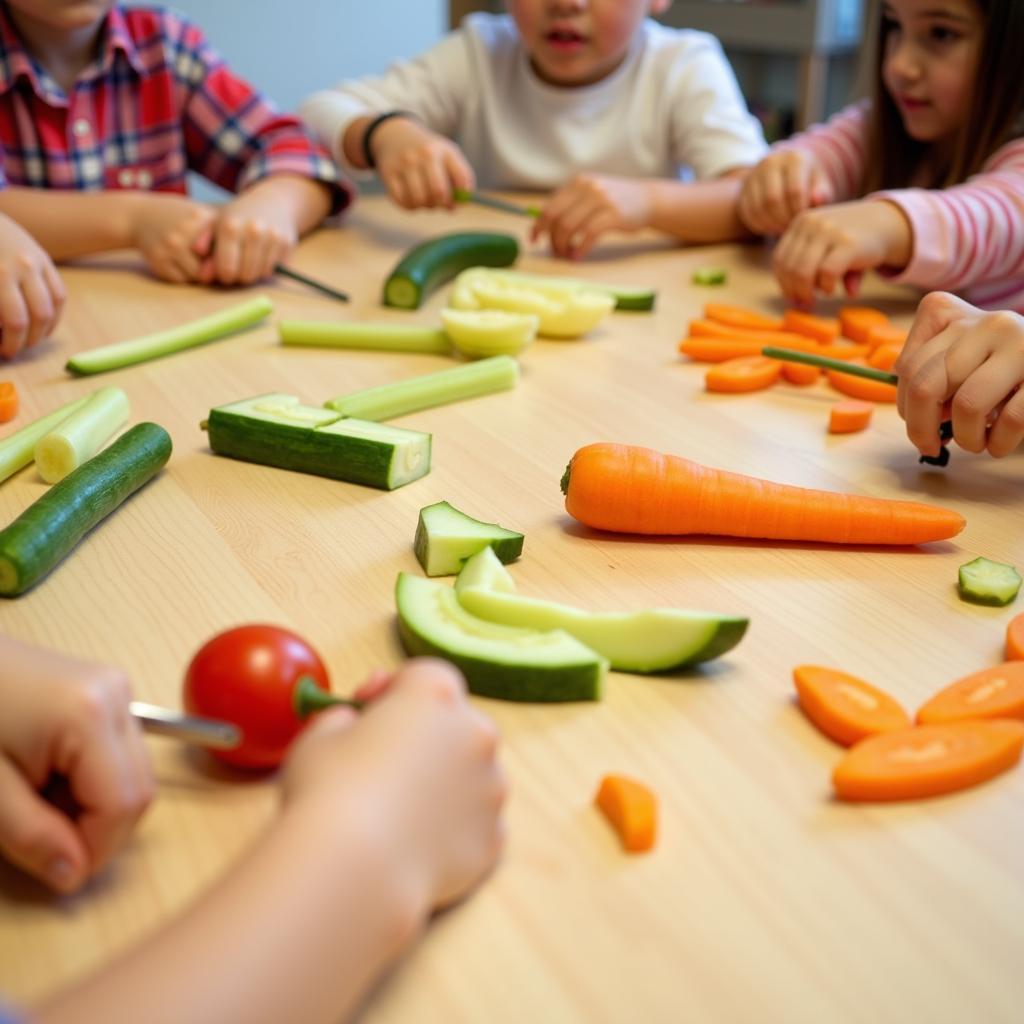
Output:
[{"xmin": 860, "ymin": 0, "xmax": 1024, "ymax": 193}]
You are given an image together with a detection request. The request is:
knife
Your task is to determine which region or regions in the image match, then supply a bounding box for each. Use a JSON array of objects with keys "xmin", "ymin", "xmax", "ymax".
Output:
[{"xmin": 453, "ymin": 188, "xmax": 541, "ymax": 218}]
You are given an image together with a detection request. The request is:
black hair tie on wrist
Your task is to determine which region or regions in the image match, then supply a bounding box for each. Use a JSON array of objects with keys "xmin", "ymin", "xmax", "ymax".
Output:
[{"xmin": 362, "ymin": 111, "xmax": 414, "ymax": 169}]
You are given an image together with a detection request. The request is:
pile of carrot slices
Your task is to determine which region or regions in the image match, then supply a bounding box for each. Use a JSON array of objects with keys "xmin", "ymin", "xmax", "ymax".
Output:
[{"xmin": 793, "ymin": 617, "xmax": 1024, "ymax": 801}]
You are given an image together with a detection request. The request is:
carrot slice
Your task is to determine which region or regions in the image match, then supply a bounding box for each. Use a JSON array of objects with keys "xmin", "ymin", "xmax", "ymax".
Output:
[
  {"xmin": 705, "ymin": 356, "xmax": 782, "ymax": 393},
  {"xmin": 680, "ymin": 336, "xmax": 819, "ymax": 363},
  {"xmin": 815, "ymin": 342, "xmax": 870, "ymax": 361},
  {"xmin": 868, "ymin": 344, "xmax": 902, "ymax": 371},
  {"xmin": 829, "ymin": 400, "xmax": 874, "ymax": 434},
  {"xmin": 781, "ymin": 361, "xmax": 821, "ymax": 386},
  {"xmin": 916, "ymin": 662, "xmax": 1024, "ymax": 725},
  {"xmin": 832, "ymin": 720, "xmax": 1024, "ymax": 801},
  {"xmin": 827, "ymin": 361, "xmax": 898, "ymax": 403},
  {"xmin": 595, "ymin": 774, "xmax": 657, "ymax": 852},
  {"xmin": 839, "ymin": 306, "xmax": 890, "ymax": 344},
  {"xmin": 705, "ymin": 303, "xmax": 784, "ymax": 332},
  {"xmin": 783, "ymin": 310, "xmax": 840, "ymax": 344},
  {"xmin": 864, "ymin": 323, "xmax": 907, "ymax": 352},
  {"xmin": 0, "ymin": 382, "xmax": 18, "ymax": 424},
  {"xmin": 793, "ymin": 665, "xmax": 910, "ymax": 746},
  {"xmin": 1007, "ymin": 613, "xmax": 1024, "ymax": 661},
  {"xmin": 687, "ymin": 322, "xmax": 814, "ymax": 349}
]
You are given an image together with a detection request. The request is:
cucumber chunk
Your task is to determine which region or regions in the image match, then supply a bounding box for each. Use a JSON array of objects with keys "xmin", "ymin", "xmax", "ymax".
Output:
[
  {"xmin": 396, "ymin": 573, "xmax": 606, "ymax": 702},
  {"xmin": 454, "ymin": 548, "xmax": 748, "ymax": 672},
  {"xmin": 34, "ymin": 386, "xmax": 130, "ymax": 483},
  {"xmin": 958, "ymin": 557, "xmax": 1022, "ymax": 606},
  {"xmin": 692, "ymin": 267, "xmax": 727, "ymax": 286},
  {"xmin": 414, "ymin": 501, "xmax": 524, "ymax": 577},
  {"xmin": 279, "ymin": 321, "xmax": 451, "ymax": 354},
  {"xmin": 205, "ymin": 394, "xmax": 431, "ymax": 490}
]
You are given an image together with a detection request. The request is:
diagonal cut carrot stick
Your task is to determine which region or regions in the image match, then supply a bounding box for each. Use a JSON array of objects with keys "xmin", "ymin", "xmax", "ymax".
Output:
[
  {"xmin": 794, "ymin": 665, "xmax": 910, "ymax": 745},
  {"xmin": 705, "ymin": 303, "xmax": 784, "ymax": 332},
  {"xmin": 916, "ymin": 662, "xmax": 1024, "ymax": 724},
  {"xmin": 783, "ymin": 310, "xmax": 840, "ymax": 344}
]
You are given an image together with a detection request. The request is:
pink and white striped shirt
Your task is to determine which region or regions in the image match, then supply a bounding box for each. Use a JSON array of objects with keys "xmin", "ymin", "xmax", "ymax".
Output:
[{"xmin": 779, "ymin": 103, "xmax": 1024, "ymax": 313}]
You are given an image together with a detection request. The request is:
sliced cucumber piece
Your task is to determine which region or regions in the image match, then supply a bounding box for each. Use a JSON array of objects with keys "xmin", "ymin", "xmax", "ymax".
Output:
[
  {"xmin": 396, "ymin": 573, "xmax": 606, "ymax": 702},
  {"xmin": 414, "ymin": 501, "xmax": 524, "ymax": 577},
  {"xmin": 692, "ymin": 267, "xmax": 727, "ymax": 286},
  {"xmin": 958, "ymin": 557, "xmax": 1022, "ymax": 606},
  {"xmin": 440, "ymin": 308, "xmax": 538, "ymax": 358},
  {"xmin": 453, "ymin": 544, "xmax": 516, "ymax": 594},
  {"xmin": 66, "ymin": 297, "xmax": 273, "ymax": 375},
  {"xmin": 279, "ymin": 321, "xmax": 451, "ymax": 354},
  {"xmin": 0, "ymin": 394, "xmax": 93, "ymax": 485},
  {"xmin": 324, "ymin": 355, "xmax": 519, "ymax": 421},
  {"xmin": 205, "ymin": 393, "xmax": 430, "ymax": 490},
  {"xmin": 34, "ymin": 386, "xmax": 130, "ymax": 483}
]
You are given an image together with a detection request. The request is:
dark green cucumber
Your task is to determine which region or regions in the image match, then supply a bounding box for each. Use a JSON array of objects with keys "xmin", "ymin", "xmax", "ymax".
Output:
[
  {"xmin": 414, "ymin": 500, "xmax": 524, "ymax": 576},
  {"xmin": 383, "ymin": 232, "xmax": 518, "ymax": 310},
  {"xmin": 0, "ymin": 422, "xmax": 172, "ymax": 597},
  {"xmin": 205, "ymin": 394, "xmax": 431, "ymax": 490}
]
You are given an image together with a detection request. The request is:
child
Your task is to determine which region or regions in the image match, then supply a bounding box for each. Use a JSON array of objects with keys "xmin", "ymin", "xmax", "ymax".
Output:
[
  {"xmin": 300, "ymin": 1, "xmax": 767, "ymax": 258},
  {"xmin": 0, "ymin": 212, "xmax": 64, "ymax": 359},
  {"xmin": 737, "ymin": 0, "xmax": 1024, "ymax": 310},
  {"xmin": 0, "ymin": 1, "xmax": 351, "ymax": 326},
  {"xmin": 0, "ymin": 636, "xmax": 505, "ymax": 1024},
  {"xmin": 894, "ymin": 291, "xmax": 1024, "ymax": 459}
]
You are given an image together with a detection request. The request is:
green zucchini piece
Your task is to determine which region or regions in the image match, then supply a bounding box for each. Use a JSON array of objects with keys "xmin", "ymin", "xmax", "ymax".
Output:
[
  {"xmin": 396, "ymin": 573, "xmax": 606, "ymax": 702},
  {"xmin": 66, "ymin": 296, "xmax": 273, "ymax": 375},
  {"xmin": 0, "ymin": 422, "xmax": 172, "ymax": 597},
  {"xmin": 279, "ymin": 321, "xmax": 451, "ymax": 354},
  {"xmin": 413, "ymin": 500, "xmax": 524, "ymax": 577},
  {"xmin": 958, "ymin": 557, "xmax": 1022, "ymax": 606},
  {"xmin": 383, "ymin": 232, "xmax": 518, "ymax": 310},
  {"xmin": 692, "ymin": 267, "xmax": 727, "ymax": 286},
  {"xmin": 0, "ymin": 394, "xmax": 93, "ymax": 485},
  {"xmin": 34, "ymin": 386, "xmax": 130, "ymax": 483},
  {"xmin": 450, "ymin": 267, "xmax": 655, "ymax": 312},
  {"xmin": 454, "ymin": 547, "xmax": 748, "ymax": 672},
  {"xmin": 324, "ymin": 355, "xmax": 519, "ymax": 421},
  {"xmin": 205, "ymin": 394, "xmax": 430, "ymax": 490}
]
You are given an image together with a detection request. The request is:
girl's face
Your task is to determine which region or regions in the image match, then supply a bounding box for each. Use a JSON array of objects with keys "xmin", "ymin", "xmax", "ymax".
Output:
[
  {"xmin": 880, "ymin": 0, "xmax": 984, "ymax": 143},
  {"xmin": 507, "ymin": 0, "xmax": 670, "ymax": 88},
  {"xmin": 4, "ymin": 1, "xmax": 115, "ymax": 33}
]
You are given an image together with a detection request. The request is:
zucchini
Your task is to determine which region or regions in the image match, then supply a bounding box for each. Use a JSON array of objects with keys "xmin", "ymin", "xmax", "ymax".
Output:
[
  {"xmin": 0, "ymin": 394, "xmax": 93, "ymax": 485},
  {"xmin": 396, "ymin": 573, "xmax": 606, "ymax": 702},
  {"xmin": 440, "ymin": 309, "xmax": 538, "ymax": 358},
  {"xmin": 692, "ymin": 266, "xmax": 727, "ymax": 286},
  {"xmin": 324, "ymin": 355, "xmax": 519, "ymax": 421},
  {"xmin": 0, "ymin": 422, "xmax": 172, "ymax": 597},
  {"xmin": 414, "ymin": 501, "xmax": 524, "ymax": 577},
  {"xmin": 449, "ymin": 267, "xmax": 656, "ymax": 312},
  {"xmin": 205, "ymin": 394, "xmax": 431, "ymax": 490},
  {"xmin": 66, "ymin": 296, "xmax": 274, "ymax": 375},
  {"xmin": 34, "ymin": 386, "xmax": 130, "ymax": 483},
  {"xmin": 383, "ymin": 232, "xmax": 518, "ymax": 310},
  {"xmin": 958, "ymin": 557, "xmax": 1022, "ymax": 606},
  {"xmin": 279, "ymin": 321, "xmax": 451, "ymax": 354}
]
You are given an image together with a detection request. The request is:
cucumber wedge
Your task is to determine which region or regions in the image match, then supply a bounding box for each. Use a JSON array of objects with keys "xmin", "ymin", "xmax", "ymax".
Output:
[
  {"xmin": 279, "ymin": 321, "xmax": 451, "ymax": 354},
  {"xmin": 414, "ymin": 500, "xmax": 524, "ymax": 576},
  {"xmin": 0, "ymin": 394, "xmax": 93, "ymax": 485},
  {"xmin": 958, "ymin": 557, "xmax": 1022, "ymax": 606},
  {"xmin": 383, "ymin": 232, "xmax": 519, "ymax": 310},
  {"xmin": 34, "ymin": 386, "xmax": 130, "ymax": 483},
  {"xmin": 454, "ymin": 547, "xmax": 748, "ymax": 672},
  {"xmin": 0, "ymin": 422, "xmax": 172, "ymax": 596},
  {"xmin": 205, "ymin": 394, "xmax": 431, "ymax": 490},
  {"xmin": 396, "ymin": 573, "xmax": 606, "ymax": 702}
]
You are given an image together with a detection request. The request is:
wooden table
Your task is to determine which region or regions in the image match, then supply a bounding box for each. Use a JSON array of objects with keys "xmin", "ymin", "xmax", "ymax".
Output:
[{"xmin": 2, "ymin": 198, "xmax": 1022, "ymax": 1023}]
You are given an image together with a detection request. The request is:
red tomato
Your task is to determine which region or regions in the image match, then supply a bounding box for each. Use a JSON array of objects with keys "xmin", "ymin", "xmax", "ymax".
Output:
[{"xmin": 183, "ymin": 624, "xmax": 330, "ymax": 769}]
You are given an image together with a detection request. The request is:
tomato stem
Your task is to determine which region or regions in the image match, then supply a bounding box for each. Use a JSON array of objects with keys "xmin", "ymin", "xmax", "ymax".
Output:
[{"xmin": 293, "ymin": 675, "xmax": 364, "ymax": 719}]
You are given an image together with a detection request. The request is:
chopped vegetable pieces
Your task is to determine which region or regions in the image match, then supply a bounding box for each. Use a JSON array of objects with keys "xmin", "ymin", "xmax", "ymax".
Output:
[
  {"xmin": 705, "ymin": 356, "xmax": 781, "ymax": 393},
  {"xmin": 692, "ymin": 266, "xmax": 727, "ymax": 285},
  {"xmin": 0, "ymin": 382, "xmax": 17, "ymax": 424},
  {"xmin": 783, "ymin": 310, "xmax": 839, "ymax": 344},
  {"xmin": 793, "ymin": 665, "xmax": 910, "ymax": 746},
  {"xmin": 705, "ymin": 303, "xmax": 783, "ymax": 332},
  {"xmin": 828, "ymin": 401, "xmax": 874, "ymax": 434},
  {"xmin": 826, "ymin": 362, "xmax": 898, "ymax": 403},
  {"xmin": 595, "ymin": 774, "xmax": 657, "ymax": 852},
  {"xmin": 1007, "ymin": 614, "xmax": 1024, "ymax": 661},
  {"xmin": 958, "ymin": 557, "xmax": 1021, "ymax": 606},
  {"xmin": 839, "ymin": 306, "xmax": 890, "ymax": 344},
  {"xmin": 917, "ymin": 662, "xmax": 1024, "ymax": 725}
]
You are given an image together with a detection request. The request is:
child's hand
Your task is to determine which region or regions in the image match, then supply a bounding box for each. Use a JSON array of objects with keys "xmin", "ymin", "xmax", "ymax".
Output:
[
  {"xmin": 772, "ymin": 199, "xmax": 912, "ymax": 307},
  {"xmin": 282, "ymin": 658, "xmax": 506, "ymax": 914},
  {"xmin": 0, "ymin": 638, "xmax": 154, "ymax": 893},
  {"xmin": 370, "ymin": 118, "xmax": 476, "ymax": 210},
  {"xmin": 895, "ymin": 292, "xmax": 1024, "ymax": 459},
  {"xmin": 132, "ymin": 194, "xmax": 218, "ymax": 284},
  {"xmin": 0, "ymin": 216, "xmax": 65, "ymax": 359},
  {"xmin": 531, "ymin": 174, "xmax": 652, "ymax": 259},
  {"xmin": 737, "ymin": 150, "xmax": 834, "ymax": 236}
]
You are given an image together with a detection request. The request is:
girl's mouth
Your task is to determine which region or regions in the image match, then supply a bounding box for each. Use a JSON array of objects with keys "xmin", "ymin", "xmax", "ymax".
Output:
[
  {"xmin": 545, "ymin": 28, "xmax": 586, "ymax": 52},
  {"xmin": 896, "ymin": 95, "xmax": 931, "ymax": 111}
]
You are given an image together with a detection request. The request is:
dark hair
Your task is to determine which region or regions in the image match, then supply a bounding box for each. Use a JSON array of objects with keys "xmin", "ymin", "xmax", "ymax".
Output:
[{"xmin": 861, "ymin": 0, "xmax": 1024, "ymax": 193}]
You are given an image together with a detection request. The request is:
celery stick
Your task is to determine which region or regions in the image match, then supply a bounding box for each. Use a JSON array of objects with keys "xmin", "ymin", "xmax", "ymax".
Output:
[
  {"xmin": 279, "ymin": 321, "xmax": 451, "ymax": 354},
  {"xmin": 0, "ymin": 394, "xmax": 93, "ymax": 485},
  {"xmin": 324, "ymin": 355, "xmax": 519, "ymax": 421},
  {"xmin": 35, "ymin": 386, "xmax": 130, "ymax": 483},
  {"xmin": 66, "ymin": 296, "xmax": 274, "ymax": 376}
]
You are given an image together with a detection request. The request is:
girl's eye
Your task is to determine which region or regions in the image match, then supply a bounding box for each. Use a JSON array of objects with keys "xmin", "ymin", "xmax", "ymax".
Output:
[{"xmin": 928, "ymin": 25, "xmax": 961, "ymax": 44}]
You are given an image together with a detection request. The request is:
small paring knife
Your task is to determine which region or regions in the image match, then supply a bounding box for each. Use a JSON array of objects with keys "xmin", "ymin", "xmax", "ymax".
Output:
[
  {"xmin": 275, "ymin": 265, "xmax": 350, "ymax": 304},
  {"xmin": 453, "ymin": 188, "xmax": 541, "ymax": 219},
  {"xmin": 130, "ymin": 702, "xmax": 242, "ymax": 750}
]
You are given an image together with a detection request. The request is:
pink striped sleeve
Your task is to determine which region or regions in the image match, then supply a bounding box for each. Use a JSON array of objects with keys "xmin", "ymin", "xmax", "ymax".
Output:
[{"xmin": 773, "ymin": 102, "xmax": 869, "ymax": 202}]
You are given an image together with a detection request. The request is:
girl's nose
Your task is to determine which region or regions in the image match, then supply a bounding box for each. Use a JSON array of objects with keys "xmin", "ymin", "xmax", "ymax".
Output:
[{"xmin": 886, "ymin": 37, "xmax": 922, "ymax": 82}]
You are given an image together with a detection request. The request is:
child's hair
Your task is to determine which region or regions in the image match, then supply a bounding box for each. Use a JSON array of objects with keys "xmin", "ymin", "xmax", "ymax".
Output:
[{"xmin": 861, "ymin": 0, "xmax": 1024, "ymax": 193}]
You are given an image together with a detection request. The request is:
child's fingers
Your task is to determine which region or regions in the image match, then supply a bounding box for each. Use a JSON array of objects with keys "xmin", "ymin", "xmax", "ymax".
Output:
[
  {"xmin": 950, "ymin": 351, "xmax": 1024, "ymax": 454},
  {"xmin": 387, "ymin": 657, "xmax": 466, "ymax": 706},
  {"xmin": 421, "ymin": 157, "xmax": 453, "ymax": 209},
  {"xmin": 782, "ymin": 159, "xmax": 813, "ymax": 223},
  {"xmin": 566, "ymin": 208, "xmax": 618, "ymax": 260},
  {"xmin": 901, "ymin": 346, "xmax": 956, "ymax": 456},
  {"xmin": 549, "ymin": 196, "xmax": 601, "ymax": 257},
  {"xmin": 895, "ymin": 292, "xmax": 972, "ymax": 377},
  {"xmin": 0, "ymin": 279, "xmax": 29, "ymax": 358},
  {"xmin": 20, "ymin": 272, "xmax": 56, "ymax": 350},
  {"xmin": 816, "ymin": 241, "xmax": 857, "ymax": 296},
  {"xmin": 237, "ymin": 224, "xmax": 270, "ymax": 285},
  {"xmin": 213, "ymin": 217, "xmax": 244, "ymax": 284},
  {"xmin": 353, "ymin": 668, "xmax": 395, "ymax": 704},
  {"xmin": 444, "ymin": 149, "xmax": 475, "ymax": 194},
  {"xmin": 381, "ymin": 169, "xmax": 412, "ymax": 210},
  {"xmin": 986, "ymin": 388, "xmax": 1024, "ymax": 457}
]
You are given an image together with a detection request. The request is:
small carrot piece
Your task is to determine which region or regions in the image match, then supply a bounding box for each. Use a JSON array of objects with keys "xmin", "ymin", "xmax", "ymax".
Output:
[
  {"xmin": 783, "ymin": 310, "xmax": 840, "ymax": 344},
  {"xmin": 794, "ymin": 665, "xmax": 910, "ymax": 746},
  {"xmin": 832, "ymin": 720, "xmax": 1024, "ymax": 801},
  {"xmin": 680, "ymin": 335, "xmax": 820, "ymax": 362},
  {"xmin": 868, "ymin": 344, "xmax": 902, "ymax": 371},
  {"xmin": 595, "ymin": 774, "xmax": 657, "ymax": 852},
  {"xmin": 827, "ymin": 361, "xmax": 898, "ymax": 403},
  {"xmin": 561, "ymin": 443, "xmax": 966, "ymax": 544},
  {"xmin": 829, "ymin": 400, "xmax": 874, "ymax": 434},
  {"xmin": 687, "ymin": 322, "xmax": 813, "ymax": 348},
  {"xmin": 705, "ymin": 303, "xmax": 784, "ymax": 332},
  {"xmin": 705, "ymin": 356, "xmax": 782, "ymax": 393},
  {"xmin": 839, "ymin": 306, "xmax": 890, "ymax": 344},
  {"xmin": 916, "ymin": 662, "xmax": 1024, "ymax": 725},
  {"xmin": 1007, "ymin": 613, "xmax": 1024, "ymax": 661},
  {"xmin": 781, "ymin": 361, "xmax": 821, "ymax": 386},
  {"xmin": 864, "ymin": 323, "xmax": 907, "ymax": 352},
  {"xmin": 815, "ymin": 342, "xmax": 870, "ymax": 361},
  {"xmin": 0, "ymin": 382, "xmax": 18, "ymax": 424}
]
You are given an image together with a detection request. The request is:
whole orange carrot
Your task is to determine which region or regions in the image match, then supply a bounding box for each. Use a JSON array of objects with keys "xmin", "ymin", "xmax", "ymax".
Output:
[{"xmin": 561, "ymin": 444, "xmax": 966, "ymax": 545}]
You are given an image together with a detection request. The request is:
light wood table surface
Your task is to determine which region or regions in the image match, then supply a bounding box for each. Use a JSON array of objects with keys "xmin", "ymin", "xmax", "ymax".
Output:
[{"xmin": 1, "ymin": 197, "xmax": 1023, "ymax": 1023}]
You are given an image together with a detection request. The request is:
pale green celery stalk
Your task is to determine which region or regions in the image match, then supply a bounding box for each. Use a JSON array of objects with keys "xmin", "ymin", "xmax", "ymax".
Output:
[
  {"xmin": 66, "ymin": 296, "xmax": 274, "ymax": 376},
  {"xmin": 325, "ymin": 355, "xmax": 519, "ymax": 421},
  {"xmin": 34, "ymin": 386, "xmax": 131, "ymax": 483},
  {"xmin": 279, "ymin": 321, "xmax": 451, "ymax": 354},
  {"xmin": 0, "ymin": 394, "xmax": 93, "ymax": 485}
]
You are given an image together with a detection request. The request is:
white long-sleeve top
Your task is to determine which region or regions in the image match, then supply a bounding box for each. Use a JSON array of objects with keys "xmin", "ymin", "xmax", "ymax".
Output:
[{"xmin": 300, "ymin": 13, "xmax": 766, "ymax": 190}]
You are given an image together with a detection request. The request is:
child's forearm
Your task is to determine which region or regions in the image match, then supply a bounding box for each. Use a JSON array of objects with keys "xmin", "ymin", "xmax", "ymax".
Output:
[
  {"xmin": 646, "ymin": 173, "xmax": 751, "ymax": 244},
  {"xmin": 241, "ymin": 174, "xmax": 333, "ymax": 234}
]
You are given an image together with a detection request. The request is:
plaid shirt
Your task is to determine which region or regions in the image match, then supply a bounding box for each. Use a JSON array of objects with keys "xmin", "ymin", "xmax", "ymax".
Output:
[{"xmin": 0, "ymin": 3, "xmax": 351, "ymax": 210}]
